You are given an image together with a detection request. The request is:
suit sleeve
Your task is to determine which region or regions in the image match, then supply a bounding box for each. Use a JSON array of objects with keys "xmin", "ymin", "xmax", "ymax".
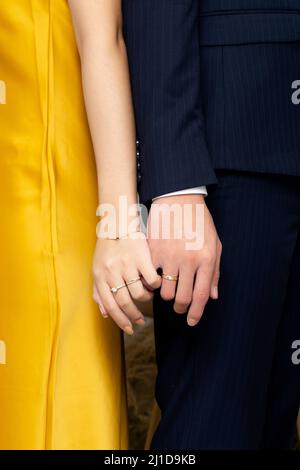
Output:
[{"xmin": 122, "ymin": 0, "xmax": 217, "ymax": 204}]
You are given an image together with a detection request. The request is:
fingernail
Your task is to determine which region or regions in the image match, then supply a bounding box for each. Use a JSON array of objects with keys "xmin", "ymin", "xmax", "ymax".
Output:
[
  {"xmin": 187, "ymin": 318, "xmax": 198, "ymax": 327},
  {"xmin": 212, "ymin": 286, "xmax": 219, "ymax": 299},
  {"xmin": 136, "ymin": 318, "xmax": 145, "ymax": 326},
  {"xmin": 100, "ymin": 309, "xmax": 109, "ymax": 318},
  {"xmin": 124, "ymin": 326, "xmax": 134, "ymax": 336}
]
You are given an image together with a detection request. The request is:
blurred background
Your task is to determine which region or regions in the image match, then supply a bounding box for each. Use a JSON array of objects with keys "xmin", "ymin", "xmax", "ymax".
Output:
[{"xmin": 125, "ymin": 302, "xmax": 157, "ymax": 450}]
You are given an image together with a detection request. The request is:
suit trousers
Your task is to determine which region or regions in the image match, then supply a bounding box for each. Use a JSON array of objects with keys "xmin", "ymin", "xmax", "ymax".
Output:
[{"xmin": 151, "ymin": 171, "xmax": 300, "ymax": 449}]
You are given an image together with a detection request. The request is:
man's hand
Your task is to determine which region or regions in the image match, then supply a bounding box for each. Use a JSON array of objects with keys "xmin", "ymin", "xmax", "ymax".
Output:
[{"xmin": 148, "ymin": 195, "xmax": 222, "ymax": 326}]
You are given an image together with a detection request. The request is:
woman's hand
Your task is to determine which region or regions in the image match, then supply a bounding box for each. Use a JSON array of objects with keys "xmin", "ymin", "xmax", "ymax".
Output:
[
  {"xmin": 93, "ymin": 233, "xmax": 161, "ymax": 335},
  {"xmin": 68, "ymin": 0, "xmax": 161, "ymax": 335}
]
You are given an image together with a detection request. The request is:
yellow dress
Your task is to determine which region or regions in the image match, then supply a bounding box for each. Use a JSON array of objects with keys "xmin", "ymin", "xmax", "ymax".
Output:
[{"xmin": 0, "ymin": 0, "xmax": 128, "ymax": 450}]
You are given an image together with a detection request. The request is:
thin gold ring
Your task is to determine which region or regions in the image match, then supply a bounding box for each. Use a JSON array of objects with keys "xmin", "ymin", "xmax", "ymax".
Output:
[
  {"xmin": 126, "ymin": 277, "xmax": 141, "ymax": 287},
  {"xmin": 110, "ymin": 283, "xmax": 127, "ymax": 294},
  {"xmin": 162, "ymin": 273, "xmax": 179, "ymax": 282},
  {"xmin": 110, "ymin": 276, "xmax": 141, "ymax": 294}
]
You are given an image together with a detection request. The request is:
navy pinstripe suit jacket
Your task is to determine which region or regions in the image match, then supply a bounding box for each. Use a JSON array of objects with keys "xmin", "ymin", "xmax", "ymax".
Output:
[{"xmin": 122, "ymin": 1, "xmax": 300, "ymax": 203}]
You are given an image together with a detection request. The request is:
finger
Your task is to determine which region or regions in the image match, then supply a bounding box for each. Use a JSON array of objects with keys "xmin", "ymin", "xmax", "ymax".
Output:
[
  {"xmin": 138, "ymin": 257, "xmax": 162, "ymax": 291},
  {"xmin": 210, "ymin": 242, "xmax": 222, "ymax": 299},
  {"xmin": 113, "ymin": 284, "xmax": 146, "ymax": 325},
  {"xmin": 174, "ymin": 265, "xmax": 195, "ymax": 314},
  {"xmin": 187, "ymin": 262, "xmax": 215, "ymax": 326},
  {"xmin": 93, "ymin": 283, "xmax": 101, "ymax": 305},
  {"xmin": 93, "ymin": 283, "xmax": 109, "ymax": 318},
  {"xmin": 98, "ymin": 282, "xmax": 134, "ymax": 335},
  {"xmin": 160, "ymin": 265, "xmax": 179, "ymax": 301},
  {"xmin": 140, "ymin": 277, "xmax": 157, "ymax": 296},
  {"xmin": 126, "ymin": 273, "xmax": 154, "ymax": 303},
  {"xmin": 107, "ymin": 273, "xmax": 145, "ymax": 325},
  {"xmin": 149, "ymin": 245, "xmax": 161, "ymax": 271}
]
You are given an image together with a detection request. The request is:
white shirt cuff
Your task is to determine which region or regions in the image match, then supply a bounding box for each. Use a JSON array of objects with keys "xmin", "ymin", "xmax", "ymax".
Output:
[{"xmin": 153, "ymin": 186, "xmax": 207, "ymax": 200}]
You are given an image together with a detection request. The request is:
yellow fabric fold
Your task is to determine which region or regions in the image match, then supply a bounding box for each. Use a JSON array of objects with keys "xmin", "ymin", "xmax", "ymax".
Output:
[{"xmin": 0, "ymin": 0, "xmax": 128, "ymax": 450}]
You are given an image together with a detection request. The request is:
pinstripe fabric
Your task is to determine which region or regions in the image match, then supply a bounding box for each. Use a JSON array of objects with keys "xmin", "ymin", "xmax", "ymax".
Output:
[
  {"xmin": 199, "ymin": 14, "xmax": 300, "ymax": 45},
  {"xmin": 200, "ymin": 0, "xmax": 300, "ymax": 12},
  {"xmin": 123, "ymin": 1, "xmax": 217, "ymax": 203},
  {"xmin": 122, "ymin": 1, "xmax": 300, "ymax": 450},
  {"xmin": 199, "ymin": 0, "xmax": 300, "ymax": 45},
  {"xmin": 123, "ymin": 1, "xmax": 300, "ymax": 203},
  {"xmin": 201, "ymin": 42, "xmax": 300, "ymax": 177},
  {"xmin": 152, "ymin": 172, "xmax": 300, "ymax": 450}
]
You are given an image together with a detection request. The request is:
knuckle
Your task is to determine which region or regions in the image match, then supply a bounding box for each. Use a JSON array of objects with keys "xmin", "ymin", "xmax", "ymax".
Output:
[
  {"xmin": 104, "ymin": 258, "xmax": 116, "ymax": 272},
  {"xmin": 148, "ymin": 275, "xmax": 159, "ymax": 287},
  {"xmin": 93, "ymin": 267, "xmax": 101, "ymax": 280},
  {"xmin": 175, "ymin": 296, "xmax": 191, "ymax": 307},
  {"xmin": 187, "ymin": 248, "xmax": 197, "ymax": 259},
  {"xmin": 133, "ymin": 290, "xmax": 146, "ymax": 301},
  {"xmin": 119, "ymin": 298, "xmax": 131, "ymax": 309},
  {"xmin": 194, "ymin": 291, "xmax": 209, "ymax": 304},
  {"xmin": 105, "ymin": 302, "xmax": 116, "ymax": 315},
  {"xmin": 201, "ymin": 248, "xmax": 216, "ymax": 265},
  {"xmin": 184, "ymin": 251, "xmax": 197, "ymax": 265},
  {"xmin": 121, "ymin": 253, "xmax": 130, "ymax": 266}
]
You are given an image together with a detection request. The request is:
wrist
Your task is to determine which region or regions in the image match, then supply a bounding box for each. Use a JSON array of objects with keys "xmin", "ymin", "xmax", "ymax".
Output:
[
  {"xmin": 153, "ymin": 194, "xmax": 205, "ymax": 205},
  {"xmin": 98, "ymin": 193, "xmax": 138, "ymax": 207},
  {"xmin": 96, "ymin": 195, "xmax": 144, "ymax": 240}
]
